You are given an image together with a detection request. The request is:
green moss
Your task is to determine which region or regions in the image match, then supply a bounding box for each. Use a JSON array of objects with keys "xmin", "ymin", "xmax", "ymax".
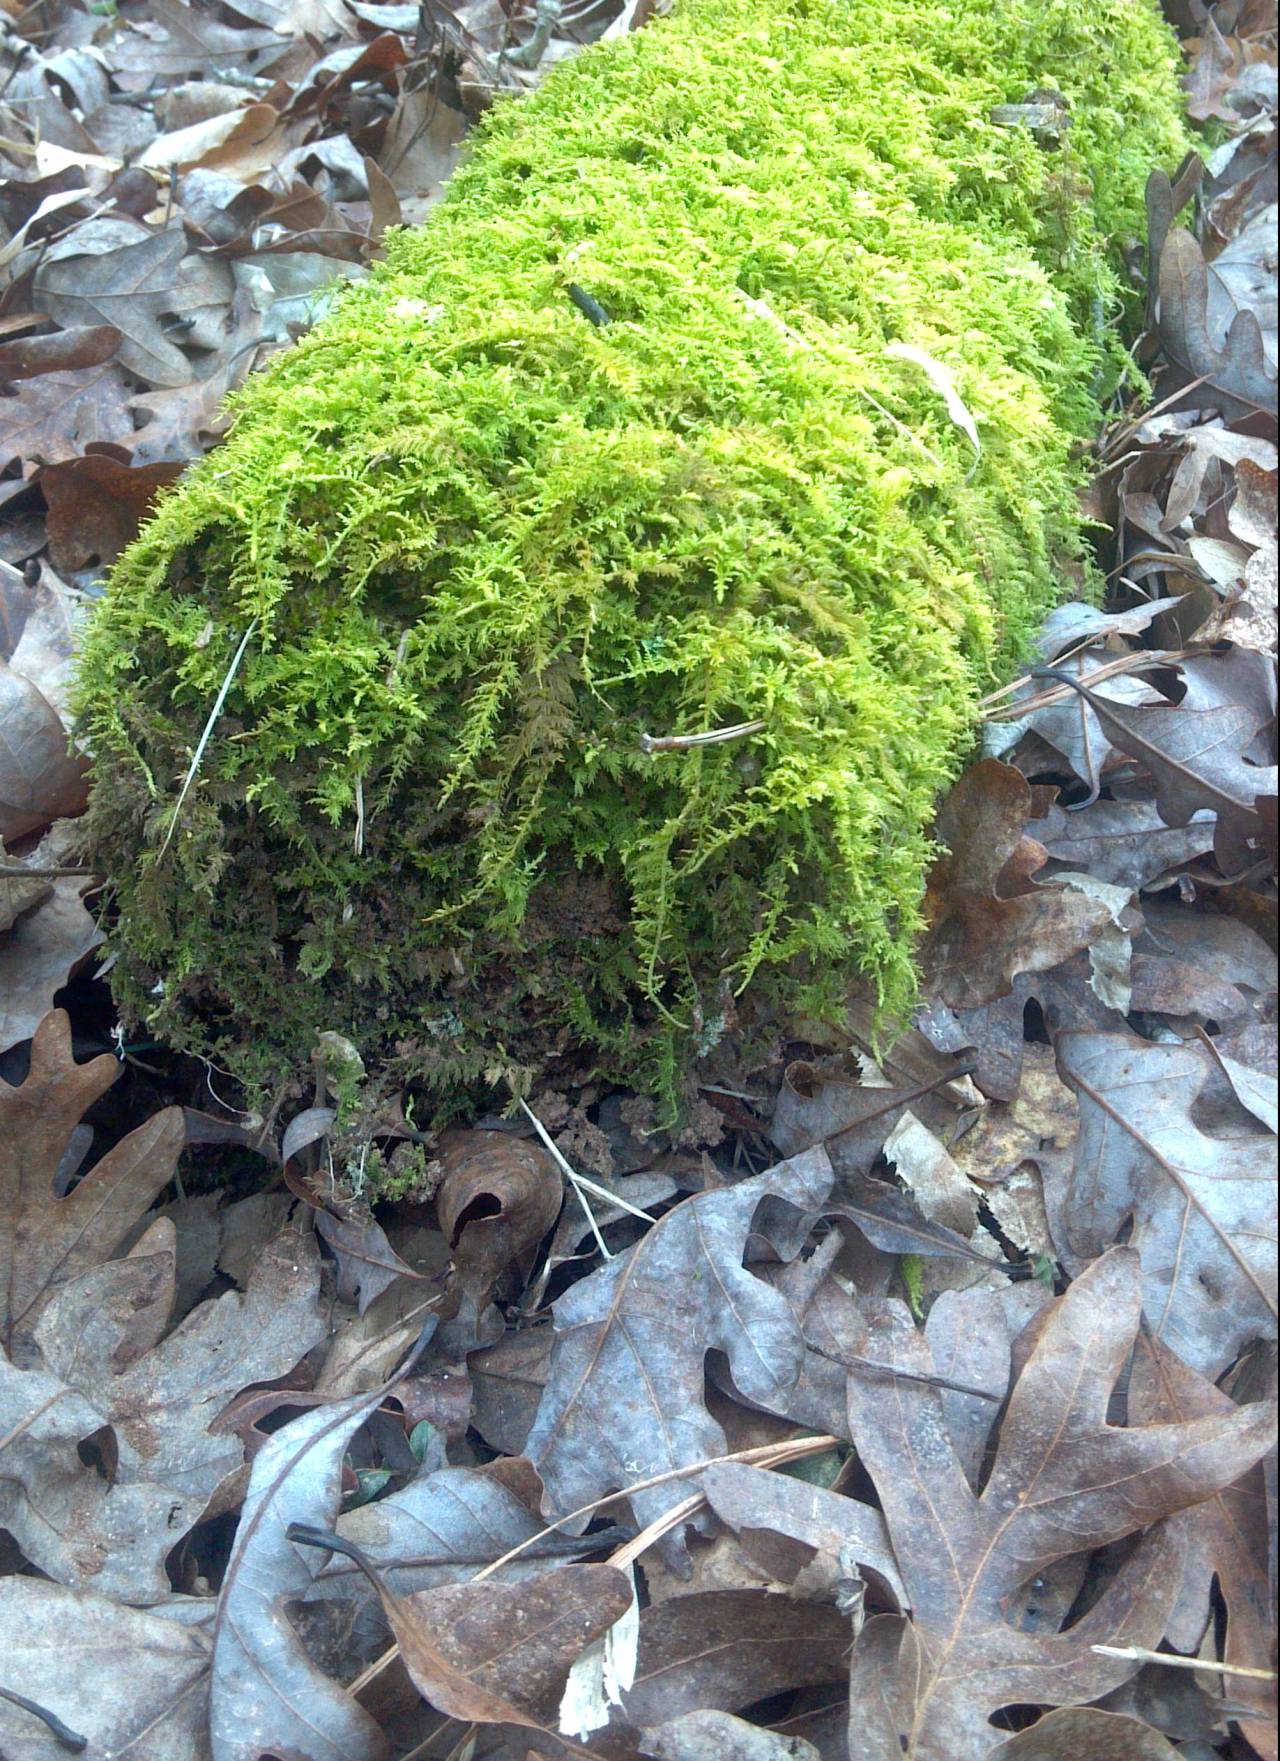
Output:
[{"xmin": 74, "ymin": 0, "xmax": 1189, "ymax": 1118}]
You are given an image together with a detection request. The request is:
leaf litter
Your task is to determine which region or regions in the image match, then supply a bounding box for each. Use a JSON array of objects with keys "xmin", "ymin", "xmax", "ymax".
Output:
[{"xmin": 0, "ymin": 1, "xmax": 1275, "ymax": 1758}]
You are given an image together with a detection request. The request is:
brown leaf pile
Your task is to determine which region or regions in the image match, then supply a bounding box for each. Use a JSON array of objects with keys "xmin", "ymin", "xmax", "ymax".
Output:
[{"xmin": 0, "ymin": 3, "xmax": 1275, "ymax": 1761}]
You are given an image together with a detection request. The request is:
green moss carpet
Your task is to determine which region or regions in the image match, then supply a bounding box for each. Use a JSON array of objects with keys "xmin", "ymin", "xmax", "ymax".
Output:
[{"xmin": 74, "ymin": 0, "xmax": 1189, "ymax": 1114}]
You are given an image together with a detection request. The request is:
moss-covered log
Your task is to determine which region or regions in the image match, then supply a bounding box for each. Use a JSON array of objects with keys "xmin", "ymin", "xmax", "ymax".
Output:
[{"xmin": 75, "ymin": 0, "xmax": 1188, "ymax": 1113}]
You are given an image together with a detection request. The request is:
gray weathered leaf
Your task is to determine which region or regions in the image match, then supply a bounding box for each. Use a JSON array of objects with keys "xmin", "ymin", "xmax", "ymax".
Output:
[
  {"xmin": 1052, "ymin": 1032, "xmax": 1276, "ymax": 1375},
  {"xmin": 34, "ymin": 229, "xmax": 195, "ymax": 388},
  {"xmin": 34, "ymin": 1220, "xmax": 326, "ymax": 1516},
  {"xmin": 0, "ymin": 1578, "xmax": 211, "ymax": 1761},
  {"xmin": 0, "ymin": 1347, "xmax": 203, "ymax": 1602},
  {"xmin": 525, "ymin": 1147, "xmax": 834, "ymax": 1563},
  {"xmin": 641, "ymin": 1709, "xmax": 820, "ymax": 1760},
  {"xmin": 209, "ymin": 1394, "xmax": 393, "ymax": 1761},
  {"xmin": 703, "ymin": 1460, "xmax": 906, "ymax": 1606}
]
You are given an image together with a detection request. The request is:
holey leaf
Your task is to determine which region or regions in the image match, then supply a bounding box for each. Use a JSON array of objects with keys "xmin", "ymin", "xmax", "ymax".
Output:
[
  {"xmin": 844, "ymin": 1249, "xmax": 1277, "ymax": 1761},
  {"xmin": 1053, "ymin": 1032, "xmax": 1277, "ymax": 1377},
  {"xmin": 525, "ymin": 1146, "xmax": 834, "ymax": 1566}
]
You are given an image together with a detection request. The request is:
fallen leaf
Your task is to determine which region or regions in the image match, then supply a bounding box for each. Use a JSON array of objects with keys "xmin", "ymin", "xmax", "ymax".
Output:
[
  {"xmin": 525, "ymin": 1147, "xmax": 834, "ymax": 1564},
  {"xmin": 0, "ymin": 657, "xmax": 90, "ymax": 843},
  {"xmin": 109, "ymin": 0, "xmax": 291, "ymax": 85},
  {"xmin": 34, "ymin": 1218, "xmax": 327, "ymax": 1516},
  {"xmin": 39, "ymin": 453, "xmax": 184, "ymax": 575},
  {"xmin": 986, "ymin": 1706, "xmax": 1180, "ymax": 1759},
  {"xmin": 0, "ymin": 1010, "xmax": 183, "ymax": 1362},
  {"xmin": 0, "ymin": 324, "xmax": 122, "ymax": 380},
  {"xmin": 641, "ymin": 1708, "xmax": 821, "ymax": 1760},
  {"xmin": 0, "ymin": 361, "xmax": 137, "ymax": 471},
  {"xmin": 769, "ymin": 1058, "xmax": 936, "ymax": 1178},
  {"xmin": 437, "ymin": 1128, "xmax": 563, "ymax": 1314},
  {"xmin": 882, "ymin": 1112, "xmax": 979, "ymax": 1239},
  {"xmin": 334, "ymin": 1550, "xmax": 632, "ymax": 1742},
  {"xmin": 33, "ymin": 227, "xmax": 209, "ymax": 389},
  {"xmin": 1053, "ymin": 1030, "xmax": 1276, "ymax": 1376},
  {"xmin": 210, "ymin": 1390, "xmax": 398, "ymax": 1761},
  {"xmin": 844, "ymin": 1248, "xmax": 1277, "ymax": 1760},
  {"xmin": 702, "ymin": 1459, "xmax": 906, "ymax": 1606},
  {"xmin": 1001, "ymin": 659, "xmax": 1167, "ymax": 801},
  {"xmin": 922, "ymin": 760, "xmax": 1114, "ymax": 1009},
  {"xmin": 1156, "ymin": 227, "xmax": 1278, "ymax": 419},
  {"xmin": 316, "ymin": 1206, "xmax": 425, "ymax": 1315},
  {"xmin": 0, "ymin": 1346, "xmax": 203, "ymax": 1600},
  {"xmin": 620, "ymin": 1589, "xmax": 852, "ymax": 1728},
  {"xmin": 1038, "ymin": 669, "xmax": 1277, "ymax": 874},
  {"xmin": 1037, "ymin": 799, "xmax": 1217, "ymax": 891},
  {"xmin": 1128, "ymin": 1330, "xmax": 1277, "ymax": 1758},
  {"xmin": 0, "ymin": 1578, "xmax": 210, "ymax": 1761},
  {"xmin": 0, "ymin": 860, "xmax": 104, "ymax": 1053},
  {"xmin": 922, "ymin": 1282, "xmax": 1053, "ymax": 1489}
]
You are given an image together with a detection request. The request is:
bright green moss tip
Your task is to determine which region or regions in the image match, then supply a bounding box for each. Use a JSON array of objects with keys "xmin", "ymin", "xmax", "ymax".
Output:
[{"xmin": 74, "ymin": 0, "xmax": 1189, "ymax": 1116}]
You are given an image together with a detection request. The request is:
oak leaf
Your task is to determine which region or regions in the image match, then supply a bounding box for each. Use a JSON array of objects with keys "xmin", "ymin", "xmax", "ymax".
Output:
[
  {"xmin": 0, "ymin": 1009, "xmax": 183, "ymax": 1363},
  {"xmin": 843, "ymin": 1249, "xmax": 1276, "ymax": 1761}
]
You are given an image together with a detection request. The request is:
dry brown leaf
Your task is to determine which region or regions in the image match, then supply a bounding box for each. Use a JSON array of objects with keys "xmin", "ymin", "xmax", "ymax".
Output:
[
  {"xmin": 437, "ymin": 1127, "xmax": 563, "ymax": 1314},
  {"xmin": 922, "ymin": 760, "xmax": 1115, "ymax": 1009},
  {"xmin": 844, "ymin": 1248, "xmax": 1277, "ymax": 1761},
  {"xmin": 39, "ymin": 453, "xmax": 185, "ymax": 575},
  {"xmin": 0, "ymin": 361, "xmax": 137, "ymax": 472},
  {"xmin": 0, "ymin": 324, "xmax": 122, "ymax": 380},
  {"xmin": 0, "ymin": 1009, "xmax": 183, "ymax": 1362},
  {"xmin": 332, "ymin": 1548, "xmax": 632, "ymax": 1743},
  {"xmin": 0, "ymin": 657, "xmax": 89, "ymax": 844},
  {"xmin": 1128, "ymin": 1331, "xmax": 1278, "ymax": 1758}
]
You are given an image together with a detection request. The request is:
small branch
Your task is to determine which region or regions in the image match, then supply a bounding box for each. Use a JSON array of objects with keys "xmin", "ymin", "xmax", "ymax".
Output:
[
  {"xmin": 0, "ymin": 864, "xmax": 97, "ymax": 879},
  {"xmin": 158, "ymin": 619, "xmax": 259, "ymax": 860},
  {"xmin": 1091, "ymin": 1645, "xmax": 1276, "ymax": 1682},
  {"xmin": 640, "ymin": 719, "xmax": 765, "ymax": 754}
]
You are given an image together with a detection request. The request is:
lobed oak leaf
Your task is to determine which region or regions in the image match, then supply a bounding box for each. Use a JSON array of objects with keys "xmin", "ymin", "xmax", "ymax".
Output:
[
  {"xmin": 524, "ymin": 1146, "xmax": 834, "ymax": 1567},
  {"xmin": 0, "ymin": 1009, "xmax": 183, "ymax": 1363},
  {"xmin": 843, "ymin": 1249, "xmax": 1277, "ymax": 1761},
  {"xmin": 1052, "ymin": 1031, "xmax": 1276, "ymax": 1376},
  {"xmin": 921, "ymin": 760, "xmax": 1115, "ymax": 1009}
]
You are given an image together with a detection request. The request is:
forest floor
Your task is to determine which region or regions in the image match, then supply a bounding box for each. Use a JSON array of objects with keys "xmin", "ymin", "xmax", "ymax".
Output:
[{"xmin": 0, "ymin": 2, "xmax": 1276, "ymax": 1759}]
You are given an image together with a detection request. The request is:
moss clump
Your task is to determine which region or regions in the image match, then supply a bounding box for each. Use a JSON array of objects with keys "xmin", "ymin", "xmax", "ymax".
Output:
[{"xmin": 74, "ymin": 0, "xmax": 1189, "ymax": 1116}]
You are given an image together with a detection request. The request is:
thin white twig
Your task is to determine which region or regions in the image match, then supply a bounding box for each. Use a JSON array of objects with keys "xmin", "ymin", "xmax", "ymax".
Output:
[
  {"xmin": 518, "ymin": 1099, "xmax": 658, "ymax": 1270},
  {"xmin": 520, "ymin": 1098, "xmax": 613, "ymax": 1258},
  {"xmin": 640, "ymin": 720, "xmax": 764, "ymax": 754},
  {"xmin": 158, "ymin": 619, "xmax": 259, "ymax": 859},
  {"xmin": 1091, "ymin": 1645, "xmax": 1276, "ymax": 1681}
]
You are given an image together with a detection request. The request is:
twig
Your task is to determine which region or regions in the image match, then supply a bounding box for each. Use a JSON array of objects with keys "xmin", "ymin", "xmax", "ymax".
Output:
[
  {"xmin": 519, "ymin": 1098, "xmax": 657, "ymax": 1226},
  {"xmin": 0, "ymin": 864, "xmax": 96, "ymax": 879},
  {"xmin": 640, "ymin": 719, "xmax": 765, "ymax": 754},
  {"xmin": 979, "ymin": 647, "xmax": 1191, "ymax": 720},
  {"xmin": 157, "ymin": 620, "xmax": 259, "ymax": 859},
  {"xmin": 0, "ymin": 1684, "xmax": 87, "ymax": 1752},
  {"xmin": 349, "ymin": 1432, "xmax": 841, "ymax": 1697},
  {"xmin": 1090, "ymin": 1645, "xmax": 1277, "ymax": 1681}
]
